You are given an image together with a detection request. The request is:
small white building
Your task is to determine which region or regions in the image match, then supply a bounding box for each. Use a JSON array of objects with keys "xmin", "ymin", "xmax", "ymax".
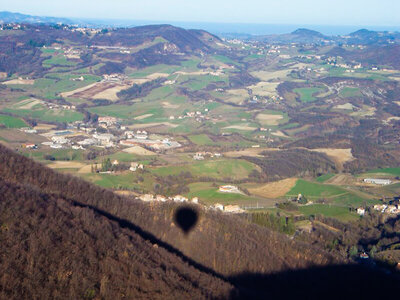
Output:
[
  {"xmin": 130, "ymin": 162, "xmax": 144, "ymax": 172},
  {"xmin": 219, "ymin": 185, "xmax": 241, "ymax": 194},
  {"xmin": 193, "ymin": 153, "xmax": 205, "ymax": 160},
  {"xmin": 357, "ymin": 208, "xmax": 366, "ymax": 216},
  {"xmin": 191, "ymin": 197, "xmax": 199, "ymax": 204},
  {"xmin": 51, "ymin": 136, "xmax": 69, "ymax": 144},
  {"xmin": 134, "ymin": 131, "xmax": 148, "ymax": 140},
  {"xmin": 363, "ymin": 178, "xmax": 391, "ymax": 185},
  {"xmin": 173, "ymin": 195, "xmax": 188, "ymax": 203},
  {"xmin": 214, "ymin": 203, "xmax": 224, "ymax": 211}
]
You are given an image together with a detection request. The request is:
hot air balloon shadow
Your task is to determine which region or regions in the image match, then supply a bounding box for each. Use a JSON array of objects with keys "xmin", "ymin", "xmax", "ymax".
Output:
[{"xmin": 174, "ymin": 206, "xmax": 199, "ymax": 235}]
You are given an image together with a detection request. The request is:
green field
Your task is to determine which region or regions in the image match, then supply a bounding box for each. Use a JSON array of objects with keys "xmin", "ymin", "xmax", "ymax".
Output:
[
  {"xmin": 188, "ymin": 134, "xmax": 216, "ymax": 146},
  {"xmin": 152, "ymin": 159, "xmax": 257, "ymax": 180},
  {"xmin": 128, "ymin": 64, "xmax": 182, "ymax": 78},
  {"xmin": 89, "ymin": 102, "xmax": 165, "ymax": 121},
  {"xmin": 315, "ymin": 174, "xmax": 335, "ymax": 183},
  {"xmin": 212, "ymin": 55, "xmax": 241, "ymax": 67},
  {"xmin": 3, "ymin": 107, "xmax": 84, "ymax": 123},
  {"xmin": 365, "ymin": 167, "xmax": 400, "ymax": 176},
  {"xmin": 293, "ymin": 87, "xmax": 325, "ymax": 102},
  {"xmin": 185, "ymin": 182, "xmax": 254, "ymax": 205},
  {"xmin": 287, "ymin": 179, "xmax": 376, "ymax": 206},
  {"xmin": 299, "ymin": 204, "xmax": 360, "ymax": 222},
  {"xmin": 339, "ymin": 87, "xmax": 362, "ymax": 98},
  {"xmin": 287, "ymin": 179, "xmax": 346, "ymax": 198},
  {"xmin": 180, "ymin": 74, "xmax": 228, "ymax": 91},
  {"xmin": 43, "ymin": 55, "xmax": 77, "ymax": 67},
  {"xmin": 0, "ymin": 114, "xmax": 27, "ymax": 128},
  {"xmin": 82, "ymin": 172, "xmax": 136, "ymax": 189}
]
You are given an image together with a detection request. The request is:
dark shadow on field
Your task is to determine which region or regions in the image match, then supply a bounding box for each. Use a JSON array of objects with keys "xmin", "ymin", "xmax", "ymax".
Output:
[{"xmin": 229, "ymin": 264, "xmax": 400, "ymax": 299}]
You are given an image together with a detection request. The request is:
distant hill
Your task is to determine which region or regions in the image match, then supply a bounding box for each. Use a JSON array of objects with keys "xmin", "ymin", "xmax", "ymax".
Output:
[
  {"xmin": 328, "ymin": 44, "xmax": 400, "ymax": 68},
  {"xmin": 0, "ymin": 11, "xmax": 72, "ymax": 25},
  {"xmin": 0, "ymin": 23, "xmax": 223, "ymax": 75},
  {"xmin": 251, "ymin": 28, "xmax": 331, "ymax": 44},
  {"xmin": 344, "ymin": 28, "xmax": 400, "ymax": 45},
  {"xmin": 291, "ymin": 28, "xmax": 326, "ymax": 38}
]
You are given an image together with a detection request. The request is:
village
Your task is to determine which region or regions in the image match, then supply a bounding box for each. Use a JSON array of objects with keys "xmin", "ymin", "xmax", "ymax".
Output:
[
  {"xmin": 137, "ymin": 184, "xmax": 245, "ymax": 214},
  {"xmin": 20, "ymin": 115, "xmax": 182, "ymax": 152}
]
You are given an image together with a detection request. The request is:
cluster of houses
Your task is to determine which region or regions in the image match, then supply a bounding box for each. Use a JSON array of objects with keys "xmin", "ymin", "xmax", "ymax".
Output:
[
  {"xmin": 138, "ymin": 194, "xmax": 198, "ymax": 204},
  {"xmin": 46, "ymin": 103, "xmax": 76, "ymax": 111},
  {"xmin": 169, "ymin": 109, "xmax": 210, "ymax": 123},
  {"xmin": 373, "ymin": 204, "xmax": 400, "ymax": 214},
  {"xmin": 212, "ymin": 203, "xmax": 244, "ymax": 214},
  {"xmin": 193, "ymin": 152, "xmax": 222, "ymax": 160},
  {"xmin": 325, "ymin": 56, "xmax": 363, "ymax": 70},
  {"xmin": 18, "ymin": 115, "xmax": 182, "ymax": 152},
  {"xmin": 102, "ymin": 73, "xmax": 126, "ymax": 83},
  {"xmin": 0, "ymin": 23, "xmax": 23, "ymax": 31},
  {"xmin": 63, "ymin": 47, "xmax": 83, "ymax": 59},
  {"xmin": 136, "ymin": 193, "xmax": 244, "ymax": 214},
  {"xmin": 357, "ymin": 204, "xmax": 400, "ymax": 216}
]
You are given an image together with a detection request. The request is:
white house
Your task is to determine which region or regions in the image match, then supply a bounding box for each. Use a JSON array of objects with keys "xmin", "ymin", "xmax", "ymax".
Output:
[
  {"xmin": 224, "ymin": 205, "xmax": 243, "ymax": 213},
  {"xmin": 214, "ymin": 203, "xmax": 224, "ymax": 211},
  {"xmin": 363, "ymin": 178, "xmax": 391, "ymax": 185},
  {"xmin": 219, "ymin": 185, "xmax": 241, "ymax": 194},
  {"xmin": 357, "ymin": 208, "xmax": 366, "ymax": 216},
  {"xmin": 173, "ymin": 195, "xmax": 188, "ymax": 203}
]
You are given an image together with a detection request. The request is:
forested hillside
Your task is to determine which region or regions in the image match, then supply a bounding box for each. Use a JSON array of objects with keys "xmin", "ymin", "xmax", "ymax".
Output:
[
  {"xmin": 0, "ymin": 178, "xmax": 233, "ymax": 299},
  {"xmin": 0, "ymin": 144, "xmax": 340, "ymax": 277}
]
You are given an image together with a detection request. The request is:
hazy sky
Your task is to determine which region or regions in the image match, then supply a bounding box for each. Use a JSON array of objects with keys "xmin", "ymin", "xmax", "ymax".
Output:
[{"xmin": 0, "ymin": 0, "xmax": 399, "ymax": 26}]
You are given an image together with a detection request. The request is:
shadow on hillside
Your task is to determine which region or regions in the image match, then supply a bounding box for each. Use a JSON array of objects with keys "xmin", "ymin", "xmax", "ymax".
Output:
[
  {"xmin": 229, "ymin": 264, "xmax": 400, "ymax": 299},
  {"xmin": 68, "ymin": 197, "xmax": 400, "ymax": 299}
]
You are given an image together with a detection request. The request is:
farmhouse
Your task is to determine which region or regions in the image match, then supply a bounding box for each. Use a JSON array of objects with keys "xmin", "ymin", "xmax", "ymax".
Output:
[
  {"xmin": 129, "ymin": 162, "xmax": 144, "ymax": 172},
  {"xmin": 224, "ymin": 205, "xmax": 243, "ymax": 213},
  {"xmin": 363, "ymin": 178, "xmax": 392, "ymax": 185},
  {"xmin": 23, "ymin": 143, "xmax": 37, "ymax": 149},
  {"xmin": 193, "ymin": 153, "xmax": 205, "ymax": 160},
  {"xmin": 219, "ymin": 185, "xmax": 241, "ymax": 194},
  {"xmin": 98, "ymin": 116, "xmax": 117, "ymax": 126}
]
